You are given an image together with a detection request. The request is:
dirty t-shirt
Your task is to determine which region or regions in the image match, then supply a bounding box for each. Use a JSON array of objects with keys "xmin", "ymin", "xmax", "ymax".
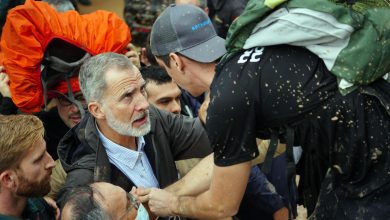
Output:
[{"xmin": 207, "ymin": 45, "xmax": 337, "ymax": 166}]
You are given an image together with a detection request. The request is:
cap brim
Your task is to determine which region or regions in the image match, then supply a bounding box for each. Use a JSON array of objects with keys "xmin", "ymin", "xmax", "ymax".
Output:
[{"xmin": 179, "ymin": 35, "xmax": 226, "ymax": 63}]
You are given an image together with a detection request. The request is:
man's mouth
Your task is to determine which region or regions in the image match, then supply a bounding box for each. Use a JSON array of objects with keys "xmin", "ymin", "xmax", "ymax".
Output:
[
  {"xmin": 132, "ymin": 112, "xmax": 148, "ymax": 127},
  {"xmin": 69, "ymin": 114, "xmax": 81, "ymax": 123}
]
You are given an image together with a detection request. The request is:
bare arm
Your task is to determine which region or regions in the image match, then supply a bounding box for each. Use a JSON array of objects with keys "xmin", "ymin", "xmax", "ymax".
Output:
[
  {"xmin": 165, "ymin": 139, "xmax": 282, "ymax": 196},
  {"xmin": 139, "ymin": 161, "xmax": 252, "ymax": 219},
  {"xmin": 166, "ymin": 153, "xmax": 213, "ymax": 196}
]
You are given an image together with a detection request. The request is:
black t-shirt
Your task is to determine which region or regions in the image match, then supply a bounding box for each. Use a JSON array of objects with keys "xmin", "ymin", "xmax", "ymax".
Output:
[{"xmin": 207, "ymin": 45, "xmax": 337, "ymax": 166}]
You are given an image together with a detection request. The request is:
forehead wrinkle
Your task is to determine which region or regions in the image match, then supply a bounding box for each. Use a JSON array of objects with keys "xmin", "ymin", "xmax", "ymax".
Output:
[
  {"xmin": 107, "ymin": 71, "xmax": 144, "ymax": 98},
  {"xmin": 91, "ymin": 184, "xmax": 106, "ymax": 201}
]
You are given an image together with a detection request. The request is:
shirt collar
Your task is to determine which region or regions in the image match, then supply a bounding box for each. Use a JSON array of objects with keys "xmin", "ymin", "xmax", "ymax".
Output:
[{"xmin": 96, "ymin": 123, "xmax": 146, "ymax": 168}]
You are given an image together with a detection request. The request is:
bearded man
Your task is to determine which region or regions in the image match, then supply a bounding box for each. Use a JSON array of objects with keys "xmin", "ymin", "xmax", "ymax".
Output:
[
  {"xmin": 0, "ymin": 114, "xmax": 56, "ymax": 219},
  {"xmin": 56, "ymin": 52, "xmax": 212, "ymax": 212}
]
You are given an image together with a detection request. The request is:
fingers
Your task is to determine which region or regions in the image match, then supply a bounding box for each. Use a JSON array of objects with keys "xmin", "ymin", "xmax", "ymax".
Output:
[
  {"xmin": 54, "ymin": 206, "xmax": 60, "ymax": 220},
  {"xmin": 126, "ymin": 43, "xmax": 137, "ymax": 51},
  {"xmin": 0, "ymin": 72, "xmax": 9, "ymax": 83},
  {"xmin": 0, "ymin": 71, "xmax": 11, "ymax": 97},
  {"xmin": 130, "ymin": 186, "xmax": 137, "ymax": 194},
  {"xmin": 138, "ymin": 194, "xmax": 150, "ymax": 203},
  {"xmin": 125, "ymin": 50, "xmax": 141, "ymax": 68},
  {"xmin": 135, "ymin": 187, "xmax": 152, "ymax": 203},
  {"xmin": 125, "ymin": 50, "xmax": 139, "ymax": 59},
  {"xmin": 43, "ymin": 196, "xmax": 60, "ymax": 220}
]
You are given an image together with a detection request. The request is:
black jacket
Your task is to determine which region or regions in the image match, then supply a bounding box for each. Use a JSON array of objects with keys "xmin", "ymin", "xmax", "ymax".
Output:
[{"xmin": 57, "ymin": 106, "xmax": 212, "ymax": 206}]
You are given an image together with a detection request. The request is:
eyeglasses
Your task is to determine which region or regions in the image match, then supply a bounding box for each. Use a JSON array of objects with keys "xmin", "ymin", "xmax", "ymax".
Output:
[
  {"xmin": 56, "ymin": 93, "xmax": 86, "ymax": 107},
  {"xmin": 126, "ymin": 191, "xmax": 139, "ymax": 210},
  {"xmin": 118, "ymin": 192, "xmax": 140, "ymax": 220}
]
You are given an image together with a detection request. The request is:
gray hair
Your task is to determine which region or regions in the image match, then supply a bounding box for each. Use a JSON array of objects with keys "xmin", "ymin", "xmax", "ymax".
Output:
[
  {"xmin": 62, "ymin": 185, "xmax": 110, "ymax": 220},
  {"xmin": 79, "ymin": 52, "xmax": 135, "ymax": 103}
]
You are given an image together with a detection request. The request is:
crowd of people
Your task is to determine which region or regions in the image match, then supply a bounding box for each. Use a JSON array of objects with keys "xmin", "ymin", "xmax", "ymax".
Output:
[{"xmin": 0, "ymin": 0, "xmax": 389, "ymax": 220}]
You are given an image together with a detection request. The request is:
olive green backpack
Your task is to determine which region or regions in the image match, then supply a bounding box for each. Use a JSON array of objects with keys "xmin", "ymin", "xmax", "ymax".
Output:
[{"xmin": 224, "ymin": 0, "xmax": 390, "ymax": 94}]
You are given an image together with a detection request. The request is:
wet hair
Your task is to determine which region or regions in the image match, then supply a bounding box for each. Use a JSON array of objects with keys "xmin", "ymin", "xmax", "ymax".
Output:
[
  {"xmin": 79, "ymin": 52, "xmax": 135, "ymax": 103},
  {"xmin": 154, "ymin": 54, "xmax": 171, "ymax": 68},
  {"xmin": 62, "ymin": 185, "xmax": 109, "ymax": 220},
  {"xmin": 140, "ymin": 65, "xmax": 172, "ymax": 85}
]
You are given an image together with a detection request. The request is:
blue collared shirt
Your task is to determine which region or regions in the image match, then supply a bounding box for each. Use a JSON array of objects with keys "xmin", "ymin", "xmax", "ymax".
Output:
[{"xmin": 97, "ymin": 126, "xmax": 159, "ymax": 188}]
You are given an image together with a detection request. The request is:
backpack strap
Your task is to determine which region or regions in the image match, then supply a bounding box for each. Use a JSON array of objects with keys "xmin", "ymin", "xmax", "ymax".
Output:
[
  {"xmin": 261, "ymin": 128, "xmax": 279, "ymax": 174},
  {"xmin": 261, "ymin": 125, "xmax": 297, "ymax": 219}
]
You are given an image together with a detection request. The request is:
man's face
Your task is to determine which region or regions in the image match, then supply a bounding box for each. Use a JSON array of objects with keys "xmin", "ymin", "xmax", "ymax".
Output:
[
  {"xmin": 100, "ymin": 68, "xmax": 151, "ymax": 137},
  {"xmin": 13, "ymin": 137, "xmax": 55, "ymax": 197},
  {"xmin": 146, "ymin": 80, "xmax": 182, "ymax": 114},
  {"xmin": 55, "ymin": 92, "xmax": 85, "ymax": 128},
  {"xmin": 92, "ymin": 182, "xmax": 138, "ymax": 220},
  {"xmin": 156, "ymin": 56, "xmax": 204, "ymax": 97}
]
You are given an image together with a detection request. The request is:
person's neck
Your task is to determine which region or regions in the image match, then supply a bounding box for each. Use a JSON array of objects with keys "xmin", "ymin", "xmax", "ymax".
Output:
[
  {"xmin": 191, "ymin": 62, "xmax": 216, "ymax": 94},
  {"xmin": 0, "ymin": 191, "xmax": 28, "ymax": 218},
  {"xmin": 202, "ymin": 63, "xmax": 217, "ymax": 87},
  {"xmin": 96, "ymin": 120, "xmax": 137, "ymax": 150}
]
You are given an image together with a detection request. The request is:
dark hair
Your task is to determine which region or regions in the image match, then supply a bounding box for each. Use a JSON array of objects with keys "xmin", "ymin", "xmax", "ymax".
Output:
[
  {"xmin": 155, "ymin": 52, "xmax": 198, "ymax": 68},
  {"xmin": 154, "ymin": 54, "xmax": 171, "ymax": 68},
  {"xmin": 145, "ymin": 33, "xmax": 158, "ymax": 66},
  {"xmin": 140, "ymin": 65, "xmax": 172, "ymax": 85},
  {"xmin": 62, "ymin": 185, "xmax": 109, "ymax": 220}
]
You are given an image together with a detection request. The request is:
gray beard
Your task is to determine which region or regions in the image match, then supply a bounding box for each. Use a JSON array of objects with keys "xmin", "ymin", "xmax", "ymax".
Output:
[{"xmin": 104, "ymin": 107, "xmax": 151, "ymax": 137}]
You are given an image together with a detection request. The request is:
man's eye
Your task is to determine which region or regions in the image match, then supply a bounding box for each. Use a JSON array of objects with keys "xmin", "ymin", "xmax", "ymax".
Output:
[{"xmin": 158, "ymin": 99, "xmax": 170, "ymax": 105}]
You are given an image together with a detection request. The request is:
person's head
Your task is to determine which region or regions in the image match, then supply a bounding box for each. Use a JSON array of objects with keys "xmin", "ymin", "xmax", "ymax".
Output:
[
  {"xmin": 0, "ymin": 115, "xmax": 55, "ymax": 197},
  {"xmin": 150, "ymin": 4, "xmax": 225, "ymax": 96},
  {"xmin": 43, "ymin": 38, "xmax": 89, "ymax": 128},
  {"xmin": 79, "ymin": 52, "xmax": 150, "ymax": 137},
  {"xmin": 61, "ymin": 182, "xmax": 137, "ymax": 220},
  {"xmin": 50, "ymin": 76, "xmax": 85, "ymax": 128},
  {"xmin": 61, "ymin": 185, "xmax": 109, "ymax": 220},
  {"xmin": 141, "ymin": 66, "xmax": 182, "ymax": 114}
]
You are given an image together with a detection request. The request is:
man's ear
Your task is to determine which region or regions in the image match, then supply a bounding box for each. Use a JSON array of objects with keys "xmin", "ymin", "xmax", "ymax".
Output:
[
  {"xmin": 88, "ymin": 101, "xmax": 105, "ymax": 120},
  {"xmin": 0, "ymin": 170, "xmax": 17, "ymax": 189},
  {"xmin": 169, "ymin": 53, "xmax": 185, "ymax": 73}
]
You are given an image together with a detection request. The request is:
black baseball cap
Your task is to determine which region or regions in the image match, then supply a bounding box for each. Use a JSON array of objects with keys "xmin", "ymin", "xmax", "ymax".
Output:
[{"xmin": 150, "ymin": 4, "xmax": 226, "ymax": 63}]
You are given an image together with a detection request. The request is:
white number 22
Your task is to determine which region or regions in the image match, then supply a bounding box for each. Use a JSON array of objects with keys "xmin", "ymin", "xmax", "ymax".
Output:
[{"xmin": 237, "ymin": 47, "xmax": 264, "ymax": 64}]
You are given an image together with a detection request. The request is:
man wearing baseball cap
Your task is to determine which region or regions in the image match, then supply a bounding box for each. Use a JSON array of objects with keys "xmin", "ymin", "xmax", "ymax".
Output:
[
  {"xmin": 137, "ymin": 2, "xmax": 390, "ymax": 220},
  {"xmin": 136, "ymin": 4, "xmax": 295, "ymax": 219}
]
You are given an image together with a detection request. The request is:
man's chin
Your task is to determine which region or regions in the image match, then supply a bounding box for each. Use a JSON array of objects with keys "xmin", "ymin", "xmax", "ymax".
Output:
[{"xmin": 16, "ymin": 181, "xmax": 51, "ymax": 198}]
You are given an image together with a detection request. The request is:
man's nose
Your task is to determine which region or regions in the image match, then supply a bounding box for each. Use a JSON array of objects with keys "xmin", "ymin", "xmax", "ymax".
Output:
[
  {"xmin": 170, "ymin": 100, "xmax": 181, "ymax": 114},
  {"xmin": 135, "ymin": 93, "xmax": 150, "ymax": 111},
  {"xmin": 45, "ymin": 152, "xmax": 56, "ymax": 170},
  {"xmin": 69, "ymin": 103, "xmax": 79, "ymax": 112}
]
